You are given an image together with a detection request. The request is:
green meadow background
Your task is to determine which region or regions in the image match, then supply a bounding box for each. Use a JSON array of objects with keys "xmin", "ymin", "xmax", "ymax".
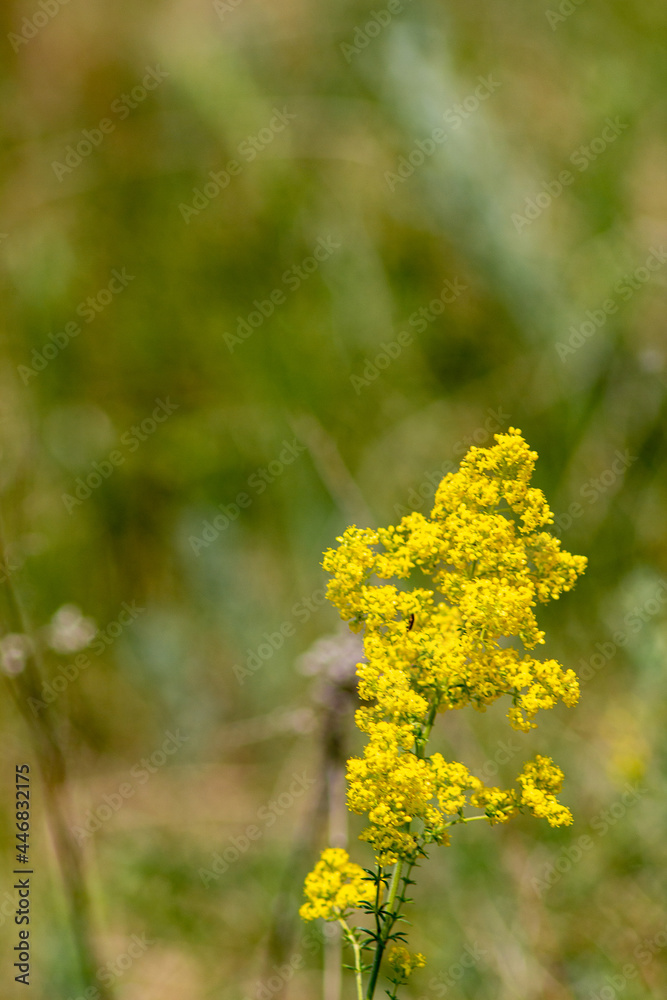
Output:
[{"xmin": 1, "ymin": 1, "xmax": 666, "ymax": 998}]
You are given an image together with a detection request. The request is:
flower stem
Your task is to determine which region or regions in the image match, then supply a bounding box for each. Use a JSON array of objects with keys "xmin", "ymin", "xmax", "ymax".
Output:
[
  {"xmin": 365, "ymin": 857, "xmax": 406, "ymax": 1000},
  {"xmin": 386, "ymin": 857, "xmax": 404, "ymax": 913},
  {"xmin": 365, "ymin": 698, "xmax": 437, "ymax": 998},
  {"xmin": 415, "ymin": 700, "xmax": 437, "ymax": 759},
  {"xmin": 338, "ymin": 919, "xmax": 364, "ymax": 1000}
]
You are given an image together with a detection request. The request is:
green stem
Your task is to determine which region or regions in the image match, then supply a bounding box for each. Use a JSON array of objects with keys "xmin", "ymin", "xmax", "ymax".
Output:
[
  {"xmin": 415, "ymin": 701, "xmax": 437, "ymax": 759},
  {"xmin": 365, "ymin": 857, "xmax": 406, "ymax": 1000},
  {"xmin": 365, "ymin": 695, "xmax": 438, "ymax": 998},
  {"xmin": 444, "ymin": 814, "xmax": 489, "ymax": 828},
  {"xmin": 364, "ymin": 694, "xmax": 441, "ymax": 998},
  {"xmin": 386, "ymin": 857, "xmax": 404, "ymax": 913},
  {"xmin": 373, "ymin": 864, "xmax": 383, "ymax": 965},
  {"xmin": 338, "ymin": 919, "xmax": 364, "ymax": 1000}
]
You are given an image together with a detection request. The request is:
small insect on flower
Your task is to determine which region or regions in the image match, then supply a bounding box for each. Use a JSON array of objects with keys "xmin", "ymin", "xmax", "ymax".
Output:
[{"xmin": 407, "ymin": 613, "xmax": 415, "ymax": 631}]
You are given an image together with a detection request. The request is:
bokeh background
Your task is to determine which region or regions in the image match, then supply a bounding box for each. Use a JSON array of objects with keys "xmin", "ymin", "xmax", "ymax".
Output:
[{"xmin": 1, "ymin": 1, "xmax": 667, "ymax": 998}]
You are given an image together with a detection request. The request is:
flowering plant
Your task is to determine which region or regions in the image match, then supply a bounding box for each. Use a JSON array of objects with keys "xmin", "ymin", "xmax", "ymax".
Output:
[{"xmin": 299, "ymin": 429, "xmax": 586, "ymax": 999}]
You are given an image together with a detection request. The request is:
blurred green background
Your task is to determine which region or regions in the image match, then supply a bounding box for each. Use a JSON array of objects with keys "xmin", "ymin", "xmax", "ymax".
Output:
[{"xmin": 1, "ymin": 0, "xmax": 666, "ymax": 998}]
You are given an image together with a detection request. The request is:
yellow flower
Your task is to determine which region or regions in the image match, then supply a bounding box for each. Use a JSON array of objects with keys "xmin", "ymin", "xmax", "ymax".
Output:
[
  {"xmin": 387, "ymin": 945, "xmax": 426, "ymax": 978},
  {"xmin": 305, "ymin": 429, "xmax": 585, "ymax": 873},
  {"xmin": 470, "ymin": 784, "xmax": 518, "ymax": 824},
  {"xmin": 516, "ymin": 755, "xmax": 573, "ymax": 826},
  {"xmin": 299, "ymin": 848, "xmax": 375, "ymax": 921}
]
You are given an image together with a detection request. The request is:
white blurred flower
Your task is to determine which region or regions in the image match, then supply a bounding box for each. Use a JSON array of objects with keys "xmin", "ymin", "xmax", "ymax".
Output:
[
  {"xmin": 0, "ymin": 633, "xmax": 32, "ymax": 675},
  {"xmin": 298, "ymin": 628, "xmax": 363, "ymax": 684},
  {"xmin": 46, "ymin": 604, "xmax": 96, "ymax": 653}
]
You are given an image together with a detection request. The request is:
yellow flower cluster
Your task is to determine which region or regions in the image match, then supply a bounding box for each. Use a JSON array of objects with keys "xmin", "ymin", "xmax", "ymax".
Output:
[
  {"xmin": 516, "ymin": 754, "xmax": 572, "ymax": 826},
  {"xmin": 299, "ymin": 848, "xmax": 375, "ymax": 921},
  {"xmin": 469, "ymin": 754, "xmax": 572, "ymax": 827},
  {"xmin": 302, "ymin": 429, "xmax": 585, "ymax": 894},
  {"xmin": 387, "ymin": 945, "xmax": 426, "ymax": 978},
  {"xmin": 323, "ymin": 431, "xmax": 585, "ymax": 732},
  {"xmin": 346, "ymin": 723, "xmax": 485, "ymax": 862}
]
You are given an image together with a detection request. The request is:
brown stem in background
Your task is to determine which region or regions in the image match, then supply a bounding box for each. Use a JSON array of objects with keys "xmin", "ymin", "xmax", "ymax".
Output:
[
  {"xmin": 0, "ymin": 514, "xmax": 111, "ymax": 999},
  {"xmin": 261, "ymin": 651, "xmax": 357, "ymax": 1000}
]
